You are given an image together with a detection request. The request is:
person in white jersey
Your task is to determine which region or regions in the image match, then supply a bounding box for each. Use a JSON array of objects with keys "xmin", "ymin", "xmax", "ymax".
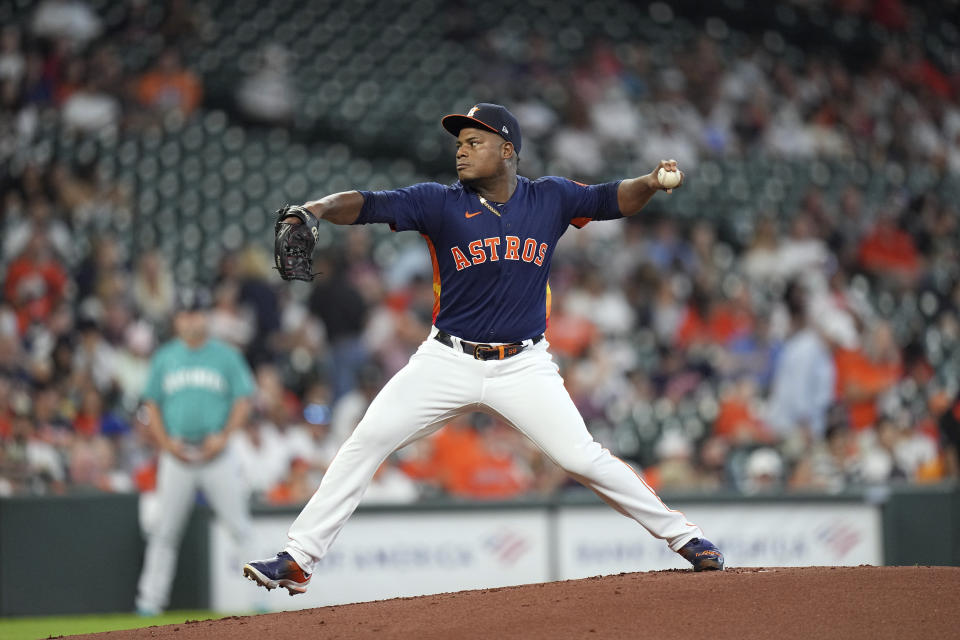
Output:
[{"xmin": 244, "ymin": 103, "xmax": 724, "ymax": 596}]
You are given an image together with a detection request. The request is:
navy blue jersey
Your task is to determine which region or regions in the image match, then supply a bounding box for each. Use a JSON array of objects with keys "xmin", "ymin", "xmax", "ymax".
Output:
[{"xmin": 355, "ymin": 176, "xmax": 622, "ymax": 342}]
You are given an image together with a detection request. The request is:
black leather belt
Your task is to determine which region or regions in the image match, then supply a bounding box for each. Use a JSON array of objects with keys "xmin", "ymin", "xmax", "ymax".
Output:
[{"xmin": 434, "ymin": 330, "xmax": 543, "ymax": 360}]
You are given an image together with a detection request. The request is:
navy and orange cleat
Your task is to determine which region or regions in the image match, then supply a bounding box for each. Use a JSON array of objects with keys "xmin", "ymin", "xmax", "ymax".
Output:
[
  {"xmin": 243, "ymin": 551, "xmax": 312, "ymax": 595},
  {"xmin": 677, "ymin": 538, "xmax": 724, "ymax": 571}
]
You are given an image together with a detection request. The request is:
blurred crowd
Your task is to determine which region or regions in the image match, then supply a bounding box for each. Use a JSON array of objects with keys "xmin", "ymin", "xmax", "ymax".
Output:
[
  {"xmin": 443, "ymin": 0, "xmax": 960, "ymax": 181},
  {"xmin": 2, "ymin": 0, "xmax": 960, "ymax": 503}
]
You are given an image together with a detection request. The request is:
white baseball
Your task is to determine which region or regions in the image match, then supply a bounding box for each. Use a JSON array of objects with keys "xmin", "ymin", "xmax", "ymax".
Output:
[{"xmin": 657, "ymin": 167, "xmax": 681, "ymax": 189}]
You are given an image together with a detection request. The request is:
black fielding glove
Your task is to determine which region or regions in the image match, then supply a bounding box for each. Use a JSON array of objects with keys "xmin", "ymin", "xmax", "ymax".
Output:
[{"xmin": 274, "ymin": 204, "xmax": 321, "ymax": 281}]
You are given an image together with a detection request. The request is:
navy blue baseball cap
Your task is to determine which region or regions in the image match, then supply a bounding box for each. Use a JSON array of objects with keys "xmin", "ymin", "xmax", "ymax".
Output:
[
  {"xmin": 175, "ymin": 286, "xmax": 212, "ymax": 313},
  {"xmin": 442, "ymin": 103, "xmax": 522, "ymax": 154}
]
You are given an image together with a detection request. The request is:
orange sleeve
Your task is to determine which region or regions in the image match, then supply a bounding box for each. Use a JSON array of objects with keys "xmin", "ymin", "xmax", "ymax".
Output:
[
  {"xmin": 137, "ymin": 74, "xmax": 156, "ymax": 106},
  {"xmin": 44, "ymin": 263, "xmax": 68, "ymax": 298},
  {"xmin": 180, "ymin": 73, "xmax": 203, "ymax": 114},
  {"xmin": 833, "ymin": 348, "xmax": 855, "ymax": 396},
  {"xmin": 3, "ymin": 262, "xmax": 22, "ymax": 302},
  {"xmin": 674, "ymin": 307, "xmax": 703, "ymax": 348},
  {"xmin": 266, "ymin": 483, "xmax": 292, "ymax": 505}
]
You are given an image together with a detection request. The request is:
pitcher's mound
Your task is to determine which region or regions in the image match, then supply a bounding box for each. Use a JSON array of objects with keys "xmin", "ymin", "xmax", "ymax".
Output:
[{"xmin": 76, "ymin": 566, "xmax": 958, "ymax": 640}]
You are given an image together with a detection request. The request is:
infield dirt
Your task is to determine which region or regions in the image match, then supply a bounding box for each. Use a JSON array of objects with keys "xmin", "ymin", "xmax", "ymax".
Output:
[{"xmin": 69, "ymin": 566, "xmax": 957, "ymax": 640}]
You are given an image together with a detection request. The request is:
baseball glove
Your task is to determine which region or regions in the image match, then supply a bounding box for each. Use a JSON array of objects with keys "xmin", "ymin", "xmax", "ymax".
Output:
[{"xmin": 274, "ymin": 204, "xmax": 321, "ymax": 281}]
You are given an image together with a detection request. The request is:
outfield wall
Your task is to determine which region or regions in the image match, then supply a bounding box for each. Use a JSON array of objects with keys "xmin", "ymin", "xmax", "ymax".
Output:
[
  {"xmin": 211, "ymin": 498, "xmax": 883, "ymax": 613},
  {"xmin": 2, "ymin": 484, "xmax": 958, "ymax": 616}
]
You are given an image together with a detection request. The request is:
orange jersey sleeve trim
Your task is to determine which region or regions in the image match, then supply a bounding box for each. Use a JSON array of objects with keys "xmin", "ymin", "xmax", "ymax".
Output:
[
  {"xmin": 570, "ymin": 217, "xmax": 593, "ymax": 228},
  {"xmin": 545, "ymin": 281, "xmax": 552, "ymax": 329},
  {"xmin": 422, "ymin": 234, "xmax": 442, "ymax": 323}
]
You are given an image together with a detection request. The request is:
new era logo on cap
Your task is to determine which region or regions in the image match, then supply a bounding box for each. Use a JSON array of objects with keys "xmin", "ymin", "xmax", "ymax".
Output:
[{"xmin": 442, "ymin": 103, "xmax": 522, "ymax": 154}]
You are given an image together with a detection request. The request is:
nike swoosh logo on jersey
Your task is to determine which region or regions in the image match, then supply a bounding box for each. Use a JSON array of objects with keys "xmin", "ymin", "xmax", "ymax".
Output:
[{"xmin": 464, "ymin": 210, "xmax": 482, "ymax": 218}]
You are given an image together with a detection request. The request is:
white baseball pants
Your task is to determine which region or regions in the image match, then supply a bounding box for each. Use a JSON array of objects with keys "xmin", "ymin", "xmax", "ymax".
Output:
[
  {"xmin": 285, "ymin": 328, "xmax": 702, "ymax": 574},
  {"xmin": 137, "ymin": 444, "xmax": 252, "ymax": 612}
]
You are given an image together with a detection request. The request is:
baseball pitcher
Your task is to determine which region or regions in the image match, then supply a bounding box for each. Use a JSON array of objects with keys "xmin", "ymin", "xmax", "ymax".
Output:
[{"xmin": 245, "ymin": 103, "xmax": 723, "ymax": 596}]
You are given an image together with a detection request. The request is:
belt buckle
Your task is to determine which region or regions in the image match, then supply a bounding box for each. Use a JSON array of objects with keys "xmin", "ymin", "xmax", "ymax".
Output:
[{"xmin": 473, "ymin": 343, "xmax": 494, "ymax": 359}]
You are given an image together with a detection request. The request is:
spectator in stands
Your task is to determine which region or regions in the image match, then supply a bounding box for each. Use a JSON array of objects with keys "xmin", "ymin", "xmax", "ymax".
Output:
[
  {"xmin": 19, "ymin": 50, "xmax": 52, "ymax": 108},
  {"xmin": 135, "ymin": 48, "xmax": 202, "ymax": 117},
  {"xmin": 3, "ymin": 232, "xmax": 69, "ymax": 336},
  {"xmin": 833, "ymin": 321, "xmax": 902, "ymax": 433},
  {"xmin": 766, "ymin": 279, "xmax": 836, "ymax": 445},
  {"xmin": 453, "ymin": 418, "xmax": 532, "ymax": 501},
  {"xmin": 697, "ymin": 436, "xmax": 731, "ymax": 491},
  {"xmin": 641, "ymin": 101, "xmax": 702, "ymax": 172},
  {"xmin": 361, "ymin": 458, "xmax": 420, "ymax": 503},
  {"xmin": 235, "ymin": 417, "xmax": 291, "ymax": 498},
  {"xmin": 208, "ymin": 280, "xmax": 255, "ymax": 351},
  {"xmin": 329, "ymin": 363, "xmax": 382, "ymax": 448},
  {"xmin": 549, "ymin": 98, "xmax": 604, "ymax": 181},
  {"xmin": 1, "ymin": 0, "xmax": 959, "ymax": 502},
  {"xmin": 364, "ymin": 274, "xmax": 434, "ymax": 377},
  {"xmin": 236, "ymin": 364, "xmax": 300, "ymax": 496},
  {"xmin": 775, "ymin": 212, "xmax": 831, "ymax": 285},
  {"xmin": 948, "ymin": 131, "xmax": 960, "ymax": 175},
  {"xmin": 31, "ymin": 0, "xmax": 102, "ymax": 49},
  {"xmin": 113, "ymin": 320, "xmax": 155, "ymax": 412},
  {"xmin": 1, "ymin": 74, "xmax": 23, "ymax": 147},
  {"xmin": 308, "ymin": 254, "xmax": 369, "ymax": 401},
  {"xmin": 49, "ymin": 161, "xmax": 114, "ymax": 228},
  {"xmin": 1, "ymin": 405, "xmax": 66, "ymax": 495},
  {"xmin": 544, "ymin": 294, "xmax": 598, "ymax": 360},
  {"xmin": 564, "ymin": 270, "xmax": 634, "ymax": 337},
  {"xmin": 67, "ymin": 424, "xmax": 128, "ymax": 491},
  {"xmin": 721, "ymin": 310, "xmax": 780, "ymax": 389},
  {"xmin": 61, "ymin": 67, "xmax": 121, "ymax": 135},
  {"xmin": 400, "ymin": 416, "xmax": 531, "ymax": 501},
  {"xmin": 739, "ymin": 447, "xmax": 784, "ymax": 495},
  {"xmin": 87, "ymin": 44, "xmax": 125, "ymax": 101},
  {"xmin": 857, "ymin": 209, "xmax": 921, "ymax": 285},
  {"xmin": 939, "ymin": 391, "xmax": 960, "ymax": 479},
  {"xmin": 644, "ymin": 430, "xmax": 700, "ymax": 491},
  {"xmin": 649, "ymin": 273, "xmax": 685, "ymax": 345},
  {"xmin": 71, "ymin": 316, "xmax": 117, "ymax": 394},
  {"xmin": 132, "ymin": 250, "xmax": 176, "ymax": 328},
  {"xmin": 51, "ymin": 53, "xmax": 84, "ymax": 106},
  {"xmin": 643, "ymin": 217, "xmax": 695, "ymax": 274},
  {"xmin": 859, "ymin": 416, "xmax": 910, "ymax": 485},
  {"xmin": 282, "ymin": 379, "xmax": 337, "ymax": 483},
  {"xmin": 0, "ymin": 27, "xmax": 25, "ymax": 87},
  {"xmin": 236, "ymin": 246, "xmax": 282, "ymax": 367},
  {"xmin": 885, "ymin": 415, "xmax": 942, "ymax": 484},
  {"xmin": 10, "ymin": 385, "xmax": 56, "ymax": 450},
  {"xmin": 236, "ymin": 44, "xmax": 296, "ymax": 127},
  {"xmin": 0, "ymin": 377, "xmax": 15, "ymax": 442},
  {"xmin": 158, "ymin": 0, "xmax": 204, "ymax": 44},
  {"xmin": 673, "ymin": 281, "xmax": 714, "ymax": 351},
  {"xmin": 713, "ymin": 376, "xmax": 773, "ymax": 445},
  {"xmin": 789, "ymin": 423, "xmax": 857, "ymax": 493},
  {"xmin": 741, "ymin": 217, "xmax": 781, "ymax": 287},
  {"xmin": 674, "ymin": 279, "xmax": 754, "ymax": 350},
  {"xmin": 266, "ymin": 457, "xmax": 314, "ymax": 505},
  {"xmin": 74, "ymin": 234, "xmax": 123, "ymax": 303},
  {"xmin": 3, "ymin": 195, "xmax": 74, "ymax": 264}
]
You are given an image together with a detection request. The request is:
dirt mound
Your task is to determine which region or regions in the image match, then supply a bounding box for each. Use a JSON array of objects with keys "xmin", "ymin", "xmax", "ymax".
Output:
[{"xmin": 72, "ymin": 566, "xmax": 958, "ymax": 640}]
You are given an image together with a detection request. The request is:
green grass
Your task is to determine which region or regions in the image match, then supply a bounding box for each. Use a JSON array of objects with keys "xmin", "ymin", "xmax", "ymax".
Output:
[{"xmin": 0, "ymin": 610, "xmax": 226, "ymax": 639}]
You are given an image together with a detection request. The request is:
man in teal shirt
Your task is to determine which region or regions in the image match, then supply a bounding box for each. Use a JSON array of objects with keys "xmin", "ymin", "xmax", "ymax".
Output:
[{"xmin": 136, "ymin": 290, "xmax": 256, "ymax": 616}]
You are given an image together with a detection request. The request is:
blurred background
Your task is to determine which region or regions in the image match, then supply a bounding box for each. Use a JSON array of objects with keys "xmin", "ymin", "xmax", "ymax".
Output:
[{"xmin": 2, "ymin": 0, "xmax": 960, "ymax": 616}]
